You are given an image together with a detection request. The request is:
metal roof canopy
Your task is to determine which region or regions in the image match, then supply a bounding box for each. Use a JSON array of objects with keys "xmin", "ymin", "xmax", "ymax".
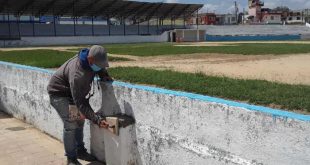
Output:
[{"xmin": 0, "ymin": 0, "xmax": 203, "ymax": 20}]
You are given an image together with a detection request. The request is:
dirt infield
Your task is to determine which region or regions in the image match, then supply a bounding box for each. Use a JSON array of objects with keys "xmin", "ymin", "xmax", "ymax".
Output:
[{"xmin": 110, "ymin": 53, "xmax": 310, "ymax": 85}]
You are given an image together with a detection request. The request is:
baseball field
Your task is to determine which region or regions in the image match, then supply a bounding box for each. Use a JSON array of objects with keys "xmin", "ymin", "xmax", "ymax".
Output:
[{"xmin": 1, "ymin": 41, "xmax": 310, "ymax": 113}]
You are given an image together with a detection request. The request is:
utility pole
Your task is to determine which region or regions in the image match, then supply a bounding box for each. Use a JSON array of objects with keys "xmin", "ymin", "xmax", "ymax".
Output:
[
  {"xmin": 234, "ymin": 1, "xmax": 238, "ymax": 24},
  {"xmin": 243, "ymin": 8, "xmax": 245, "ymax": 24}
]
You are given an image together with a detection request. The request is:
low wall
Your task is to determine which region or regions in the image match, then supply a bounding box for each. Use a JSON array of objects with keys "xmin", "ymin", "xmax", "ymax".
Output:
[
  {"xmin": 206, "ymin": 34, "xmax": 301, "ymax": 41},
  {"xmin": 0, "ymin": 61, "xmax": 310, "ymax": 165},
  {"xmin": 0, "ymin": 23, "xmax": 182, "ymax": 36},
  {"xmin": 193, "ymin": 25, "xmax": 310, "ymax": 35},
  {"xmin": 0, "ymin": 32, "xmax": 168, "ymax": 47}
]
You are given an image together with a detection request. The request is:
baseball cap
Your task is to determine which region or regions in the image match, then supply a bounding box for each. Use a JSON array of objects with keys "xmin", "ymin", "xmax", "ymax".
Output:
[{"xmin": 89, "ymin": 45, "xmax": 109, "ymax": 68}]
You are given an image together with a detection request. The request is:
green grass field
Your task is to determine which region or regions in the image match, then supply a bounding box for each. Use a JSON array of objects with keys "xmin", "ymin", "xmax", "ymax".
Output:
[
  {"xmin": 90, "ymin": 43, "xmax": 310, "ymax": 56},
  {"xmin": 109, "ymin": 67, "xmax": 310, "ymax": 113},
  {"xmin": 0, "ymin": 50, "xmax": 130, "ymax": 68}
]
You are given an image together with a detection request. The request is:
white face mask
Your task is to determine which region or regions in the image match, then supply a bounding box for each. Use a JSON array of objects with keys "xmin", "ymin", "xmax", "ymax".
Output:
[{"xmin": 90, "ymin": 64, "xmax": 102, "ymax": 72}]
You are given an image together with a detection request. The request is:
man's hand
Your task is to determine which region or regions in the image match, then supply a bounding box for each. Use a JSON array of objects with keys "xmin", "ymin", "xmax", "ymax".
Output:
[{"xmin": 99, "ymin": 119, "xmax": 109, "ymax": 129}]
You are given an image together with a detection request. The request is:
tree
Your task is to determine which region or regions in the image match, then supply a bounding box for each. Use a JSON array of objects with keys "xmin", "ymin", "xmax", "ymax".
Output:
[{"xmin": 273, "ymin": 6, "xmax": 290, "ymax": 12}]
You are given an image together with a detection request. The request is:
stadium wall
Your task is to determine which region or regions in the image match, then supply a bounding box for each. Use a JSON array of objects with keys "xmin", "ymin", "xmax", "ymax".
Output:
[
  {"xmin": 0, "ymin": 32, "xmax": 168, "ymax": 47},
  {"xmin": 0, "ymin": 61, "xmax": 310, "ymax": 165},
  {"xmin": 0, "ymin": 23, "xmax": 182, "ymax": 36},
  {"xmin": 193, "ymin": 25, "xmax": 310, "ymax": 35},
  {"xmin": 205, "ymin": 34, "xmax": 302, "ymax": 41}
]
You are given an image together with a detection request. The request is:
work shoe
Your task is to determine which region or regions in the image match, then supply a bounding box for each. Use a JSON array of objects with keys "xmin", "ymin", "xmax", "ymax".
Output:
[
  {"xmin": 67, "ymin": 158, "xmax": 82, "ymax": 165},
  {"xmin": 77, "ymin": 148, "xmax": 97, "ymax": 161}
]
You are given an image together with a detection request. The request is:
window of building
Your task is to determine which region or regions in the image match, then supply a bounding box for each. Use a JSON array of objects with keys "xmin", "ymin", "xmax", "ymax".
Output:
[
  {"xmin": 289, "ymin": 17, "xmax": 292, "ymax": 20},
  {"xmin": 231, "ymin": 17, "xmax": 236, "ymax": 21},
  {"xmin": 271, "ymin": 16, "xmax": 274, "ymax": 20},
  {"xmin": 297, "ymin": 17, "xmax": 301, "ymax": 20}
]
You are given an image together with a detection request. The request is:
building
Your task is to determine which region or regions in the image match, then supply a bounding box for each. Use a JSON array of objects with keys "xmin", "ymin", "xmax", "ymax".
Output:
[
  {"xmin": 224, "ymin": 14, "xmax": 237, "ymax": 25},
  {"xmin": 287, "ymin": 10, "xmax": 304, "ymax": 24},
  {"xmin": 262, "ymin": 12, "xmax": 282, "ymax": 24},
  {"xmin": 199, "ymin": 13, "xmax": 216, "ymax": 25},
  {"xmin": 187, "ymin": 13, "xmax": 216, "ymax": 25},
  {"xmin": 248, "ymin": 0, "xmax": 264, "ymax": 22},
  {"xmin": 216, "ymin": 14, "xmax": 237, "ymax": 25},
  {"xmin": 303, "ymin": 9, "xmax": 310, "ymax": 23}
]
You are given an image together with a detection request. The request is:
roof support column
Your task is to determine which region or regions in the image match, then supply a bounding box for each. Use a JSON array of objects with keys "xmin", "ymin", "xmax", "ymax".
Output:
[
  {"xmin": 73, "ymin": 0, "xmax": 76, "ymax": 36},
  {"xmin": 183, "ymin": 14, "xmax": 186, "ymax": 28},
  {"xmin": 31, "ymin": 6, "xmax": 35, "ymax": 37},
  {"xmin": 73, "ymin": 17, "xmax": 76, "ymax": 36},
  {"xmin": 123, "ymin": 17, "xmax": 126, "ymax": 36},
  {"xmin": 137, "ymin": 19, "xmax": 140, "ymax": 35},
  {"xmin": 53, "ymin": 16, "xmax": 57, "ymax": 36},
  {"xmin": 7, "ymin": 13, "xmax": 11, "ymax": 38},
  {"xmin": 53, "ymin": 8, "xmax": 57, "ymax": 36},
  {"xmin": 174, "ymin": 19, "xmax": 176, "ymax": 27},
  {"xmin": 17, "ymin": 15, "xmax": 21, "ymax": 38},
  {"xmin": 147, "ymin": 19, "xmax": 150, "ymax": 34},
  {"xmin": 196, "ymin": 9, "xmax": 199, "ymax": 29},
  {"xmin": 91, "ymin": 16, "xmax": 94, "ymax": 36},
  {"xmin": 157, "ymin": 17, "xmax": 159, "ymax": 35},
  {"xmin": 107, "ymin": 15, "xmax": 111, "ymax": 36}
]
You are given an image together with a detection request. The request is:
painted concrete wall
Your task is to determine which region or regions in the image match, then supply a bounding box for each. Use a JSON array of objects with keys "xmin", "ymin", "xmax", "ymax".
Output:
[
  {"xmin": 0, "ymin": 61, "xmax": 310, "ymax": 165},
  {"xmin": 0, "ymin": 23, "xmax": 182, "ymax": 36},
  {"xmin": 206, "ymin": 34, "xmax": 301, "ymax": 41},
  {"xmin": 0, "ymin": 32, "xmax": 168, "ymax": 47},
  {"xmin": 192, "ymin": 25, "xmax": 310, "ymax": 35}
]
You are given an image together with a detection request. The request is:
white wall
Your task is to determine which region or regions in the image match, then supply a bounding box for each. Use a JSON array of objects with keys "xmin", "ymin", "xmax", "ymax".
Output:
[
  {"xmin": 0, "ymin": 61, "xmax": 310, "ymax": 165},
  {"xmin": 192, "ymin": 25, "xmax": 310, "ymax": 35},
  {"xmin": 263, "ymin": 15, "xmax": 282, "ymax": 24}
]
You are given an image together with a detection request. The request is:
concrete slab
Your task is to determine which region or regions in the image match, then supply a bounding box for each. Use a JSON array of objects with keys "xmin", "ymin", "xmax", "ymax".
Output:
[{"xmin": 0, "ymin": 111, "xmax": 104, "ymax": 165}]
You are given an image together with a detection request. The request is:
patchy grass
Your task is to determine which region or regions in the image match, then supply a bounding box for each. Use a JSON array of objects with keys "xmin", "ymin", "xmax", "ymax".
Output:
[
  {"xmin": 0, "ymin": 50, "xmax": 131, "ymax": 68},
  {"xmin": 109, "ymin": 67, "xmax": 310, "ymax": 113},
  {"xmin": 70, "ymin": 43, "xmax": 310, "ymax": 56}
]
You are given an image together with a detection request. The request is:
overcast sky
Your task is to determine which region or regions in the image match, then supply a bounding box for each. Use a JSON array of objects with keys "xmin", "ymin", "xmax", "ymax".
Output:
[{"xmin": 134, "ymin": 0, "xmax": 310, "ymax": 14}]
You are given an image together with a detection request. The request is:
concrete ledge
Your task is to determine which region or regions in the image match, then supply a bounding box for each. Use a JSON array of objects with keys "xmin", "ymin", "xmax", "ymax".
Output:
[{"xmin": 0, "ymin": 61, "xmax": 309, "ymax": 165}]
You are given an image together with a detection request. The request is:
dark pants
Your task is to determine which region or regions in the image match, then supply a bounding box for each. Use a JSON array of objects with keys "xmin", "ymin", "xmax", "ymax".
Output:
[{"xmin": 49, "ymin": 95, "xmax": 85, "ymax": 159}]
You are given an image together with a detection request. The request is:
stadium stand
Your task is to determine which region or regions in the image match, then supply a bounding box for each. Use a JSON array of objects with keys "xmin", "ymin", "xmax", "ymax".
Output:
[{"xmin": 0, "ymin": 0, "xmax": 202, "ymax": 39}]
